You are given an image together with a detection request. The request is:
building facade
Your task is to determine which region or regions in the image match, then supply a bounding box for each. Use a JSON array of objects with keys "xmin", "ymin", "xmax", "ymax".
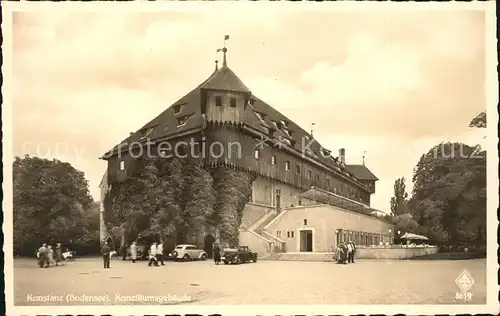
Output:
[{"xmin": 100, "ymin": 48, "xmax": 390, "ymax": 256}]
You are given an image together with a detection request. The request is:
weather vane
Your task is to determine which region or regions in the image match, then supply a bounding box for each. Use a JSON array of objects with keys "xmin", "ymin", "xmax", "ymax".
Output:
[{"xmin": 216, "ymin": 35, "xmax": 230, "ymax": 67}]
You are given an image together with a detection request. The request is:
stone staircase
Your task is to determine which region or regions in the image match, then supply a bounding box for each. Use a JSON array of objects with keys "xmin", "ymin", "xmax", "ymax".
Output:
[{"xmin": 252, "ymin": 210, "xmax": 279, "ymax": 236}]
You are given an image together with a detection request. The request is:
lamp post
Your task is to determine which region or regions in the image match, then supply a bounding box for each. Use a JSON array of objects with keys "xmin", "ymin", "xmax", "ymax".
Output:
[{"xmin": 388, "ymin": 228, "xmax": 392, "ymax": 246}]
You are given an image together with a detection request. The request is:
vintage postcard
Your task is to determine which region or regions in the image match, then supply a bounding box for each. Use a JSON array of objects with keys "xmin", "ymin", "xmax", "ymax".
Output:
[{"xmin": 2, "ymin": 1, "xmax": 498, "ymax": 315}]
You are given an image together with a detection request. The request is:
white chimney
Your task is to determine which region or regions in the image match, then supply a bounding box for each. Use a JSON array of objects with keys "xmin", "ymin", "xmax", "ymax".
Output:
[{"xmin": 339, "ymin": 148, "xmax": 346, "ymax": 165}]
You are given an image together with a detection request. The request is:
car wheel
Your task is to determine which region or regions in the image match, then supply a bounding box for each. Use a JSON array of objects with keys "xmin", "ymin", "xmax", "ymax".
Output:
[
  {"xmin": 183, "ymin": 254, "xmax": 190, "ymax": 261},
  {"xmin": 200, "ymin": 253, "xmax": 207, "ymax": 260},
  {"xmin": 223, "ymin": 260, "xmax": 229, "ymax": 264},
  {"xmin": 252, "ymin": 257, "xmax": 257, "ymax": 263},
  {"xmin": 232, "ymin": 256, "xmax": 240, "ymax": 264}
]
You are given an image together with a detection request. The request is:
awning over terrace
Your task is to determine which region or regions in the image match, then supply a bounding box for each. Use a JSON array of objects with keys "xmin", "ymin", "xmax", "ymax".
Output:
[
  {"xmin": 401, "ymin": 233, "xmax": 429, "ymax": 241},
  {"xmin": 299, "ymin": 186, "xmax": 385, "ymax": 218}
]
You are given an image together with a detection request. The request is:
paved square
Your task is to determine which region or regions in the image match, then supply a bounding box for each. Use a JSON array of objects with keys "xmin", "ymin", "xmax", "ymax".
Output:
[{"xmin": 14, "ymin": 257, "xmax": 486, "ymax": 305}]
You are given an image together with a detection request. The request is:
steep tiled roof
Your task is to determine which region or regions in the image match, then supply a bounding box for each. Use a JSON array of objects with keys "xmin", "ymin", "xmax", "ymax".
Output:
[
  {"xmin": 100, "ymin": 64, "xmax": 374, "ymax": 190},
  {"xmin": 101, "ymin": 71, "xmax": 217, "ymax": 157},
  {"xmin": 247, "ymin": 96, "xmax": 351, "ymax": 176},
  {"xmin": 345, "ymin": 165, "xmax": 379, "ymax": 181},
  {"xmin": 200, "ymin": 66, "xmax": 251, "ymax": 93}
]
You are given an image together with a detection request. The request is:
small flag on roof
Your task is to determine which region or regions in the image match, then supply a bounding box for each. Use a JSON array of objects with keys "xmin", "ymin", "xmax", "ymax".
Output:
[
  {"xmin": 217, "ymin": 48, "xmax": 222, "ymax": 52},
  {"xmin": 225, "ymin": 35, "xmax": 230, "ymax": 40}
]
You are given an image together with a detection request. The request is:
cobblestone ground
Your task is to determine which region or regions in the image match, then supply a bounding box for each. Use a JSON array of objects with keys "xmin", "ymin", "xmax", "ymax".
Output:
[{"xmin": 14, "ymin": 257, "xmax": 486, "ymax": 305}]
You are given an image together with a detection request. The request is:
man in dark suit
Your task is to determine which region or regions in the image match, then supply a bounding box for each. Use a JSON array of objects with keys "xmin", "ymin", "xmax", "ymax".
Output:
[
  {"xmin": 347, "ymin": 241, "xmax": 356, "ymax": 263},
  {"xmin": 101, "ymin": 241, "xmax": 111, "ymax": 269}
]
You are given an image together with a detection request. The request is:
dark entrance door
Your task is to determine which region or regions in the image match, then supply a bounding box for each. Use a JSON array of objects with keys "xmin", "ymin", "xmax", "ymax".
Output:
[
  {"xmin": 204, "ymin": 234, "xmax": 215, "ymax": 258},
  {"xmin": 299, "ymin": 230, "xmax": 313, "ymax": 252}
]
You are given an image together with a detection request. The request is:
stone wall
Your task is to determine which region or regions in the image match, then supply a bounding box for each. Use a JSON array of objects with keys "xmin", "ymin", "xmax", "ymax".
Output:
[{"xmin": 356, "ymin": 246, "xmax": 439, "ymax": 259}]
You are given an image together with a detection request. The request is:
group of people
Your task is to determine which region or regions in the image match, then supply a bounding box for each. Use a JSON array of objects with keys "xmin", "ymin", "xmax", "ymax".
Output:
[
  {"xmin": 36, "ymin": 243, "xmax": 64, "ymax": 268},
  {"xmin": 336, "ymin": 241, "xmax": 356, "ymax": 264},
  {"xmin": 145, "ymin": 241, "xmax": 166, "ymax": 267},
  {"xmin": 101, "ymin": 240, "xmax": 167, "ymax": 269}
]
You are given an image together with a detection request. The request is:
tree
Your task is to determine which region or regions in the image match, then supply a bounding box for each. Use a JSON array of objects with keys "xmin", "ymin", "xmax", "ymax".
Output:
[
  {"xmin": 13, "ymin": 155, "xmax": 96, "ymax": 255},
  {"xmin": 105, "ymin": 156, "xmax": 220, "ymax": 247},
  {"xmin": 212, "ymin": 167, "xmax": 254, "ymax": 247},
  {"xmin": 389, "ymin": 177, "xmax": 409, "ymax": 216},
  {"xmin": 105, "ymin": 156, "xmax": 164, "ymax": 247},
  {"xmin": 409, "ymin": 142, "xmax": 486, "ymax": 247},
  {"xmin": 392, "ymin": 213, "xmax": 420, "ymax": 244}
]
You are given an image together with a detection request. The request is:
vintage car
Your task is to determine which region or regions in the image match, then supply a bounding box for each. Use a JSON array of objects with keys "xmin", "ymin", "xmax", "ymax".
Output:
[
  {"xmin": 170, "ymin": 244, "xmax": 208, "ymax": 261},
  {"xmin": 221, "ymin": 246, "xmax": 258, "ymax": 264}
]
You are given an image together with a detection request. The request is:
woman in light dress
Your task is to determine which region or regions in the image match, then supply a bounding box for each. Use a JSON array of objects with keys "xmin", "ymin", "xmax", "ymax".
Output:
[{"xmin": 130, "ymin": 241, "xmax": 137, "ymax": 263}]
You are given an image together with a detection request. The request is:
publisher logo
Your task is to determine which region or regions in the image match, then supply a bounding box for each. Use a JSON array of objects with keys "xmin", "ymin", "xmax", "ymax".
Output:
[{"xmin": 454, "ymin": 269, "xmax": 474, "ymax": 302}]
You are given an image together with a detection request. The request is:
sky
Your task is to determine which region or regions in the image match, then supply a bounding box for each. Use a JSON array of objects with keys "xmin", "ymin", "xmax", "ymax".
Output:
[{"xmin": 11, "ymin": 9, "xmax": 487, "ymax": 212}]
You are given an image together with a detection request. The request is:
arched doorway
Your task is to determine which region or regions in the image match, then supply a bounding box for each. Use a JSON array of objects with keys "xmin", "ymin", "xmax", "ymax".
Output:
[{"xmin": 204, "ymin": 234, "xmax": 215, "ymax": 258}]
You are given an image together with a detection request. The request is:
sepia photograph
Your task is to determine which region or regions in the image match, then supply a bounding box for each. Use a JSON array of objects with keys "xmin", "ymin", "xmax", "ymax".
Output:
[{"xmin": 2, "ymin": 1, "xmax": 498, "ymax": 315}]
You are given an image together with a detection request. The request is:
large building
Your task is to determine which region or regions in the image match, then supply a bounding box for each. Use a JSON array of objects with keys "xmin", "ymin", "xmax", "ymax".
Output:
[{"xmin": 100, "ymin": 46, "xmax": 393, "ymax": 256}]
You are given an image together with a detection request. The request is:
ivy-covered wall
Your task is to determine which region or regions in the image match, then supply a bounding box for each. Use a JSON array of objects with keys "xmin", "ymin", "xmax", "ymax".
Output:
[{"xmin": 103, "ymin": 156, "xmax": 254, "ymax": 248}]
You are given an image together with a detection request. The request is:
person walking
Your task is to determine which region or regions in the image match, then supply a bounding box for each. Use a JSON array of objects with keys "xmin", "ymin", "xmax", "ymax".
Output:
[
  {"xmin": 121, "ymin": 244, "xmax": 127, "ymax": 261},
  {"xmin": 130, "ymin": 241, "xmax": 137, "ymax": 263},
  {"xmin": 148, "ymin": 242, "xmax": 158, "ymax": 267},
  {"xmin": 101, "ymin": 241, "xmax": 111, "ymax": 269},
  {"xmin": 157, "ymin": 240, "xmax": 165, "ymax": 266},
  {"xmin": 54, "ymin": 243, "xmax": 63, "ymax": 266},
  {"xmin": 213, "ymin": 243, "xmax": 221, "ymax": 265}
]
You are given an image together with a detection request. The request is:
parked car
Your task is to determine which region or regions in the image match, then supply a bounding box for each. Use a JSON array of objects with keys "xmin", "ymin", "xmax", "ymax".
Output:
[
  {"xmin": 170, "ymin": 244, "xmax": 208, "ymax": 261},
  {"xmin": 221, "ymin": 246, "xmax": 258, "ymax": 264}
]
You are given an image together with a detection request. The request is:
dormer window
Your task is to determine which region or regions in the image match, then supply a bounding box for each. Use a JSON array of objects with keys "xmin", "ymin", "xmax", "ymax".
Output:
[
  {"xmin": 230, "ymin": 97, "xmax": 237, "ymax": 108},
  {"xmin": 140, "ymin": 127, "xmax": 155, "ymax": 139},
  {"xmin": 285, "ymin": 161, "xmax": 291, "ymax": 171},
  {"xmin": 173, "ymin": 104, "xmax": 182, "ymax": 115},
  {"xmin": 254, "ymin": 111, "xmax": 265, "ymax": 121},
  {"xmin": 315, "ymin": 174, "xmax": 320, "ymax": 182},
  {"xmin": 271, "ymin": 121, "xmax": 279, "ymax": 129},
  {"xmin": 280, "ymin": 120, "xmax": 288, "ymax": 129},
  {"xmin": 176, "ymin": 114, "xmax": 192, "ymax": 128},
  {"xmin": 215, "ymin": 96, "xmax": 222, "ymax": 107},
  {"xmin": 254, "ymin": 149, "xmax": 260, "ymax": 159}
]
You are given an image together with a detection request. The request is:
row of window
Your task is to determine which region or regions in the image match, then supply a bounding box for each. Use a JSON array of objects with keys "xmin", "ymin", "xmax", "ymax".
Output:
[
  {"xmin": 215, "ymin": 96, "xmax": 237, "ymax": 108},
  {"xmin": 276, "ymin": 230, "xmax": 295, "ymax": 239},
  {"xmin": 254, "ymin": 149, "xmax": 369, "ymax": 202},
  {"xmin": 336, "ymin": 229, "xmax": 393, "ymax": 246}
]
